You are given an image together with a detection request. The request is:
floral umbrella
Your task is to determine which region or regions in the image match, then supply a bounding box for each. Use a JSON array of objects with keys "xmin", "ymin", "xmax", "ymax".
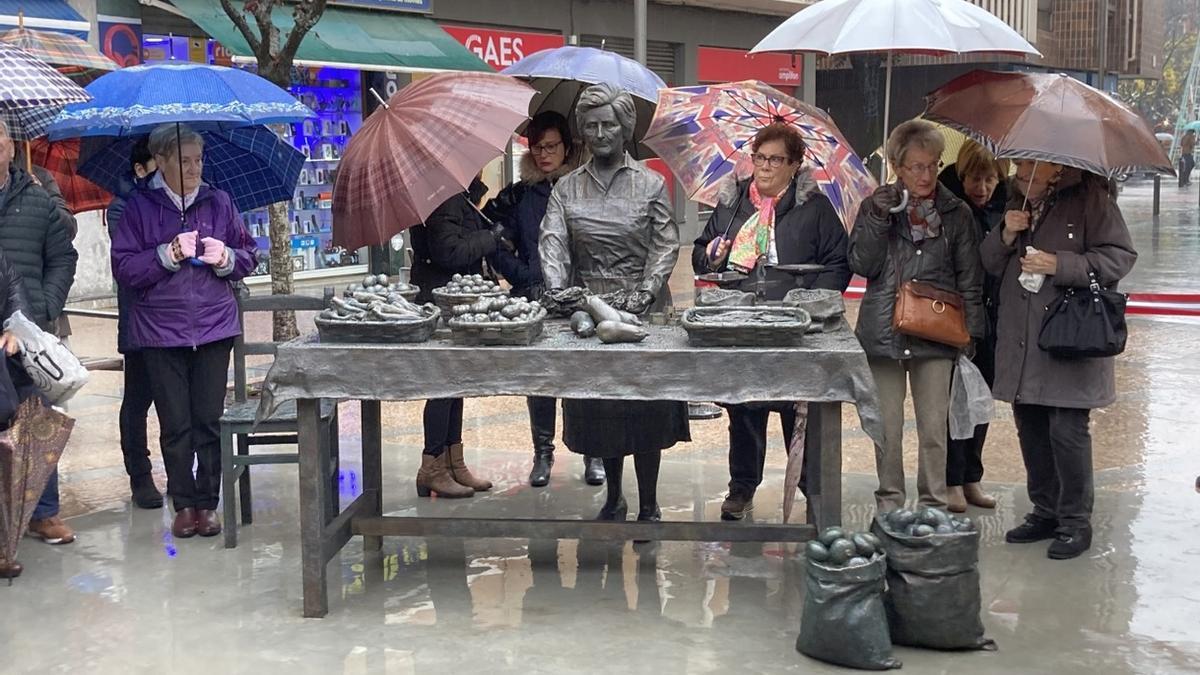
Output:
[{"xmin": 643, "ymin": 80, "xmax": 875, "ymax": 229}]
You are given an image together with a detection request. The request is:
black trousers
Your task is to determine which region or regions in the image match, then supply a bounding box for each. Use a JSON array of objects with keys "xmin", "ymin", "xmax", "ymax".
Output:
[
  {"xmin": 1013, "ymin": 404, "xmax": 1093, "ymax": 532},
  {"xmin": 423, "ymin": 398, "xmax": 463, "ymax": 456},
  {"xmin": 143, "ymin": 338, "xmax": 234, "ymax": 511},
  {"xmin": 726, "ymin": 403, "xmax": 797, "ymax": 494},
  {"xmin": 1181, "ymin": 153, "xmax": 1195, "ymax": 186},
  {"xmin": 119, "ymin": 351, "xmax": 155, "ymax": 478}
]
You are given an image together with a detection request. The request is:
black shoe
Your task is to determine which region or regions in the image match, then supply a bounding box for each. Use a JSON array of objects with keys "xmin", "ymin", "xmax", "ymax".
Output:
[
  {"xmin": 634, "ymin": 505, "xmax": 661, "ymax": 544},
  {"xmin": 583, "ymin": 457, "xmax": 605, "ymax": 486},
  {"xmin": 1005, "ymin": 515, "xmax": 1058, "ymax": 543},
  {"xmin": 130, "ymin": 474, "xmax": 164, "ymax": 510},
  {"xmin": 720, "ymin": 490, "xmax": 754, "ymax": 521},
  {"xmin": 596, "ymin": 497, "xmax": 627, "ymax": 521},
  {"xmin": 529, "ymin": 452, "xmax": 553, "ymax": 488},
  {"xmin": 1047, "ymin": 527, "xmax": 1092, "ymax": 560}
]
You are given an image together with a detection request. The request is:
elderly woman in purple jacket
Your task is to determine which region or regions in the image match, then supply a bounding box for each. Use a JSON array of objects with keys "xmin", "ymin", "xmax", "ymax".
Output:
[{"xmin": 111, "ymin": 124, "xmax": 257, "ymax": 539}]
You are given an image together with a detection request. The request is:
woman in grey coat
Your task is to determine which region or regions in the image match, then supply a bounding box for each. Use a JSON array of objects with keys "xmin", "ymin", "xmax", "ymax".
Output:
[
  {"xmin": 982, "ymin": 160, "xmax": 1136, "ymax": 560},
  {"xmin": 848, "ymin": 120, "xmax": 984, "ymax": 512}
]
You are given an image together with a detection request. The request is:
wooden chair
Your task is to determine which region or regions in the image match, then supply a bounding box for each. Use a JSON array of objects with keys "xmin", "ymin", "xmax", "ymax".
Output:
[{"xmin": 220, "ymin": 285, "xmax": 339, "ymax": 548}]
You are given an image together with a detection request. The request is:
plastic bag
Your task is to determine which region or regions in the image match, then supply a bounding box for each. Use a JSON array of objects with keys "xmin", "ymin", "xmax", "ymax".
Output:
[
  {"xmin": 871, "ymin": 514, "xmax": 997, "ymax": 651},
  {"xmin": 796, "ymin": 554, "xmax": 901, "ymax": 670},
  {"xmin": 3, "ymin": 311, "xmax": 88, "ymax": 405},
  {"xmin": 949, "ymin": 353, "xmax": 994, "ymax": 440}
]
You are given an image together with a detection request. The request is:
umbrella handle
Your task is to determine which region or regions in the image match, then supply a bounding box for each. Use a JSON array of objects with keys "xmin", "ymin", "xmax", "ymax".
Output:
[{"xmin": 888, "ymin": 188, "xmax": 909, "ymax": 214}]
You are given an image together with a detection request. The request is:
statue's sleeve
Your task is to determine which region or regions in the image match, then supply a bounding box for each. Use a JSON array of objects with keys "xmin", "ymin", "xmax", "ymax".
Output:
[
  {"xmin": 638, "ymin": 176, "xmax": 679, "ymax": 297},
  {"xmin": 539, "ymin": 182, "xmax": 572, "ymax": 289}
]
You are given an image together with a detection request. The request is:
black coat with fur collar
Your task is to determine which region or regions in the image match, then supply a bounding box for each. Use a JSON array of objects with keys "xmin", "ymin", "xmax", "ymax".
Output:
[{"xmin": 691, "ymin": 168, "xmax": 852, "ymax": 300}]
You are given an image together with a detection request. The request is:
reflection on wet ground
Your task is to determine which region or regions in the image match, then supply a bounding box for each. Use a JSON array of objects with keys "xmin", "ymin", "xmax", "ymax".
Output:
[{"xmin": 3, "ymin": 182, "xmax": 1198, "ymax": 673}]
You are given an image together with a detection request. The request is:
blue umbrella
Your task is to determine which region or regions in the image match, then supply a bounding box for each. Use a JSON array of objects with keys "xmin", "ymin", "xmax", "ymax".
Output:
[
  {"xmin": 46, "ymin": 62, "xmax": 313, "ymax": 139},
  {"xmin": 501, "ymin": 46, "xmax": 666, "ymax": 153},
  {"xmin": 78, "ymin": 126, "xmax": 305, "ymax": 213}
]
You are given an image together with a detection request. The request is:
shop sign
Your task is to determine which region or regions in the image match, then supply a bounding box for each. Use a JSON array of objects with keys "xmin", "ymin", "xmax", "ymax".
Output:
[
  {"xmin": 697, "ymin": 46, "xmax": 803, "ymax": 88},
  {"xmin": 97, "ymin": 15, "xmax": 142, "ymax": 68},
  {"xmin": 440, "ymin": 25, "xmax": 564, "ymax": 71},
  {"xmin": 331, "ymin": 0, "xmax": 432, "ymax": 12}
]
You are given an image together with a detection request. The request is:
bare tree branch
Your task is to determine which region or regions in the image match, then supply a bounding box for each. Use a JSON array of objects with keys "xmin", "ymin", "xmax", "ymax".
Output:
[
  {"xmin": 218, "ymin": 0, "xmax": 261, "ymax": 55},
  {"xmin": 279, "ymin": 0, "xmax": 328, "ymax": 65}
]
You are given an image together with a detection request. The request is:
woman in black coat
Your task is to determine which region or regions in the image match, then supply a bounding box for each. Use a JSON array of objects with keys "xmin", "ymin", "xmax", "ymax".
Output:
[
  {"xmin": 409, "ymin": 176, "xmax": 508, "ymax": 499},
  {"xmin": 937, "ymin": 140, "xmax": 1007, "ymax": 512},
  {"xmin": 483, "ymin": 112, "xmax": 598, "ymax": 488},
  {"xmin": 692, "ymin": 123, "xmax": 852, "ymax": 520}
]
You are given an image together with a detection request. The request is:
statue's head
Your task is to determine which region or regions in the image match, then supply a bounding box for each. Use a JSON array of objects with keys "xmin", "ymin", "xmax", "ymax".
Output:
[{"xmin": 575, "ymin": 83, "xmax": 636, "ymax": 161}]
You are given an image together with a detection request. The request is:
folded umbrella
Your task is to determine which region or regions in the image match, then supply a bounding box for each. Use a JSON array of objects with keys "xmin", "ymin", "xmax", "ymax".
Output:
[
  {"xmin": 78, "ymin": 126, "xmax": 305, "ymax": 213},
  {"xmin": 643, "ymin": 80, "xmax": 875, "ymax": 229},
  {"xmin": 924, "ymin": 70, "xmax": 1173, "ymax": 177},
  {"xmin": 332, "ymin": 72, "xmax": 535, "ymax": 251},
  {"xmin": 502, "ymin": 45, "xmax": 666, "ymax": 156},
  {"xmin": 0, "ymin": 399, "xmax": 75, "ymax": 586}
]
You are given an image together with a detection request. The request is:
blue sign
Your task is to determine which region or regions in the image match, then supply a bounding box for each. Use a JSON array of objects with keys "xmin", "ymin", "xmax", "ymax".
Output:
[{"xmin": 332, "ymin": 0, "xmax": 432, "ymax": 12}]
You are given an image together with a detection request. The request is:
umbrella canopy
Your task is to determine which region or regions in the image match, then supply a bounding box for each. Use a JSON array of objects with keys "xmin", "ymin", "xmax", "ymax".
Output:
[
  {"xmin": 0, "ymin": 42, "xmax": 91, "ymax": 111},
  {"xmin": 0, "ymin": 399, "xmax": 74, "ymax": 584},
  {"xmin": 0, "ymin": 26, "xmax": 119, "ymax": 72},
  {"xmin": 0, "ymin": 102, "xmax": 62, "ymax": 141},
  {"xmin": 751, "ymin": 0, "xmax": 1039, "ymax": 179},
  {"xmin": 47, "ymin": 62, "xmax": 314, "ymax": 139},
  {"xmin": 26, "ymin": 138, "xmax": 112, "ymax": 214},
  {"xmin": 643, "ymin": 80, "xmax": 876, "ymax": 229},
  {"xmin": 332, "ymin": 72, "xmax": 535, "ymax": 251},
  {"xmin": 78, "ymin": 126, "xmax": 305, "ymax": 213},
  {"xmin": 924, "ymin": 70, "xmax": 1173, "ymax": 178},
  {"xmin": 501, "ymin": 45, "xmax": 666, "ymax": 150},
  {"xmin": 1183, "ymin": 121, "xmax": 1200, "ymax": 133}
]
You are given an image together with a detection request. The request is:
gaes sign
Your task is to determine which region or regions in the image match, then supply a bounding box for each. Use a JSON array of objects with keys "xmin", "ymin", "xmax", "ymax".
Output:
[{"xmin": 440, "ymin": 25, "xmax": 564, "ymax": 71}]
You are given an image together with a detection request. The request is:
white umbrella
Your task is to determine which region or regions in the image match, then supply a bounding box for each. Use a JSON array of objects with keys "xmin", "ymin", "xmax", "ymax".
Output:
[{"xmin": 750, "ymin": 0, "xmax": 1040, "ymax": 179}]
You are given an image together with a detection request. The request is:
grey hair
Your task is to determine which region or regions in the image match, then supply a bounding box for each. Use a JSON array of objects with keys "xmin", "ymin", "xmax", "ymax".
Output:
[
  {"xmin": 148, "ymin": 123, "xmax": 204, "ymax": 160},
  {"xmin": 886, "ymin": 119, "xmax": 944, "ymax": 169},
  {"xmin": 0, "ymin": 117, "xmax": 10, "ymax": 140},
  {"xmin": 575, "ymin": 83, "xmax": 637, "ymax": 142}
]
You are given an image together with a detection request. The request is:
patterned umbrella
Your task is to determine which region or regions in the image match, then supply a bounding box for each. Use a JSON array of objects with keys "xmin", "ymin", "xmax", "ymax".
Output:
[
  {"xmin": 47, "ymin": 62, "xmax": 314, "ymax": 139},
  {"xmin": 78, "ymin": 126, "xmax": 305, "ymax": 213},
  {"xmin": 0, "ymin": 26, "xmax": 119, "ymax": 72},
  {"xmin": 26, "ymin": 138, "xmax": 112, "ymax": 214},
  {"xmin": 643, "ymin": 80, "xmax": 876, "ymax": 229},
  {"xmin": 0, "ymin": 103, "xmax": 62, "ymax": 141},
  {"xmin": 332, "ymin": 72, "xmax": 535, "ymax": 251},
  {"xmin": 0, "ymin": 42, "xmax": 91, "ymax": 111},
  {"xmin": 0, "ymin": 399, "xmax": 75, "ymax": 585}
]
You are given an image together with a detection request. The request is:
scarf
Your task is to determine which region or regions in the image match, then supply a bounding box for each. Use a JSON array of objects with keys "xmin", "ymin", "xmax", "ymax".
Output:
[
  {"xmin": 728, "ymin": 180, "xmax": 779, "ymax": 273},
  {"xmin": 906, "ymin": 196, "xmax": 942, "ymax": 243}
]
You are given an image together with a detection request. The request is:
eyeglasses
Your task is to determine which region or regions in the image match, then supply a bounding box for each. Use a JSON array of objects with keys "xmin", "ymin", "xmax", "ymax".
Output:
[
  {"xmin": 901, "ymin": 161, "xmax": 943, "ymax": 176},
  {"xmin": 530, "ymin": 141, "xmax": 563, "ymax": 156},
  {"xmin": 751, "ymin": 153, "xmax": 790, "ymax": 168}
]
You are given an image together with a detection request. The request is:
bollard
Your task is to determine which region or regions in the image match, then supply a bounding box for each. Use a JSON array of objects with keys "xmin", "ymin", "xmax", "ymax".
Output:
[{"xmin": 1153, "ymin": 173, "xmax": 1161, "ymax": 215}]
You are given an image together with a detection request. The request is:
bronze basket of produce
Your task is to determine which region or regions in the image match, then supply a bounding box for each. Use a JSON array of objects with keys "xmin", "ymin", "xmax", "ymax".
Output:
[
  {"xmin": 782, "ymin": 288, "xmax": 846, "ymax": 332},
  {"xmin": 681, "ymin": 306, "xmax": 811, "ymax": 347},
  {"xmin": 447, "ymin": 296, "xmax": 547, "ymax": 346},
  {"xmin": 315, "ymin": 295, "xmax": 441, "ymax": 344},
  {"xmin": 345, "ymin": 273, "xmax": 419, "ymax": 303},
  {"xmin": 432, "ymin": 275, "xmax": 508, "ymax": 324}
]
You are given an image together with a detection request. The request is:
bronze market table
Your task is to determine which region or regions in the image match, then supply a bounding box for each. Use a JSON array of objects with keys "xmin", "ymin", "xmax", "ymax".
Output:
[{"xmin": 259, "ymin": 321, "xmax": 884, "ymax": 617}]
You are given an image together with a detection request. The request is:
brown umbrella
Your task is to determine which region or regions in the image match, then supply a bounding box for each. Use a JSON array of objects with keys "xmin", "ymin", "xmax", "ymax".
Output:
[
  {"xmin": 923, "ymin": 70, "xmax": 1173, "ymax": 178},
  {"xmin": 781, "ymin": 402, "xmax": 809, "ymax": 524},
  {"xmin": 332, "ymin": 72, "xmax": 535, "ymax": 251},
  {"xmin": 0, "ymin": 399, "xmax": 74, "ymax": 584}
]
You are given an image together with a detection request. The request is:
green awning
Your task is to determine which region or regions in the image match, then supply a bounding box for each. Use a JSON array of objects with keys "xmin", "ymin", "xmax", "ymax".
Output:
[{"xmin": 168, "ymin": 0, "xmax": 490, "ymax": 73}]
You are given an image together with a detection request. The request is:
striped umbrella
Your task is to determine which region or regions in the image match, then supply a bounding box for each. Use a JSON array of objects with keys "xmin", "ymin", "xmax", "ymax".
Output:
[{"xmin": 0, "ymin": 26, "xmax": 119, "ymax": 73}]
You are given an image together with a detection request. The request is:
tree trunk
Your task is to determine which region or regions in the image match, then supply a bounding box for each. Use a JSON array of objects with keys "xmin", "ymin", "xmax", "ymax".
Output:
[{"xmin": 261, "ymin": 64, "xmax": 300, "ymax": 342}]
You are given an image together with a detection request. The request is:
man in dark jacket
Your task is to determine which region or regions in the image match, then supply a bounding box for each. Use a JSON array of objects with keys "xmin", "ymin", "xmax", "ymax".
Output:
[
  {"xmin": 107, "ymin": 138, "xmax": 162, "ymax": 509},
  {"xmin": 0, "ymin": 118, "xmax": 79, "ymax": 546},
  {"xmin": 409, "ymin": 175, "xmax": 507, "ymax": 499}
]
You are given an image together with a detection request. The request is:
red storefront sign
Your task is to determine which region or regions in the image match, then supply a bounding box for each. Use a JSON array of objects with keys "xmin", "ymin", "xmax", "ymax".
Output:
[
  {"xmin": 441, "ymin": 25, "xmax": 564, "ymax": 71},
  {"xmin": 697, "ymin": 46, "xmax": 803, "ymax": 87}
]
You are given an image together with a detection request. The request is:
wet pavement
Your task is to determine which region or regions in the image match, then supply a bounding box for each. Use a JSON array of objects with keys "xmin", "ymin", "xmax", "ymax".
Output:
[{"xmin": 2, "ymin": 183, "xmax": 1199, "ymax": 673}]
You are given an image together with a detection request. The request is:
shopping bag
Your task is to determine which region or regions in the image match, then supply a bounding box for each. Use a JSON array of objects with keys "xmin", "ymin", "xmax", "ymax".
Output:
[
  {"xmin": 949, "ymin": 353, "xmax": 994, "ymax": 440},
  {"xmin": 3, "ymin": 311, "xmax": 88, "ymax": 405}
]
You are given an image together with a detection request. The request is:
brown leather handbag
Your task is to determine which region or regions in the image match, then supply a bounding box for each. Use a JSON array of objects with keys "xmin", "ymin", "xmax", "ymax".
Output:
[{"xmin": 890, "ymin": 241, "xmax": 971, "ymax": 349}]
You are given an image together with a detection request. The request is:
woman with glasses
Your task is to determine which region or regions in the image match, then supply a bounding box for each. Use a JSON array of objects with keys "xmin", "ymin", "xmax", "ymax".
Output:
[
  {"xmin": 692, "ymin": 123, "xmax": 852, "ymax": 520},
  {"xmin": 848, "ymin": 119, "xmax": 984, "ymax": 512},
  {"xmin": 483, "ymin": 111, "xmax": 600, "ymax": 488}
]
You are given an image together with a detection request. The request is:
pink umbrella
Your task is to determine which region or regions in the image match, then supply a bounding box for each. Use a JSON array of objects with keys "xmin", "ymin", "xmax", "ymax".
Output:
[{"xmin": 332, "ymin": 72, "xmax": 536, "ymax": 251}]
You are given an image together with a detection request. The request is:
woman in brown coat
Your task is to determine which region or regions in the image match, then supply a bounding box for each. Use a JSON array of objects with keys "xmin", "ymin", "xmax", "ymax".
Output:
[{"xmin": 981, "ymin": 160, "xmax": 1136, "ymax": 560}]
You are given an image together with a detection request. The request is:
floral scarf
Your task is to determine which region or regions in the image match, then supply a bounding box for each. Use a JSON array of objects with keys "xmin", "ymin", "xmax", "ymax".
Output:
[
  {"xmin": 728, "ymin": 181, "xmax": 779, "ymax": 273},
  {"xmin": 907, "ymin": 196, "xmax": 942, "ymax": 243}
]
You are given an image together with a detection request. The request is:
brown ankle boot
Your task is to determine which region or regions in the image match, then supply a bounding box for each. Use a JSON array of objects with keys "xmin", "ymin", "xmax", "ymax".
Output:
[
  {"xmin": 446, "ymin": 442, "xmax": 493, "ymax": 491},
  {"xmin": 947, "ymin": 485, "xmax": 967, "ymax": 513},
  {"xmin": 963, "ymin": 482, "xmax": 997, "ymax": 508},
  {"xmin": 416, "ymin": 454, "xmax": 474, "ymax": 498}
]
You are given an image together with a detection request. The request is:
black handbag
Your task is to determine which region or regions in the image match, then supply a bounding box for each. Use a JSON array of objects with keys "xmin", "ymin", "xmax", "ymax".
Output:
[{"xmin": 1038, "ymin": 270, "xmax": 1127, "ymax": 358}]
